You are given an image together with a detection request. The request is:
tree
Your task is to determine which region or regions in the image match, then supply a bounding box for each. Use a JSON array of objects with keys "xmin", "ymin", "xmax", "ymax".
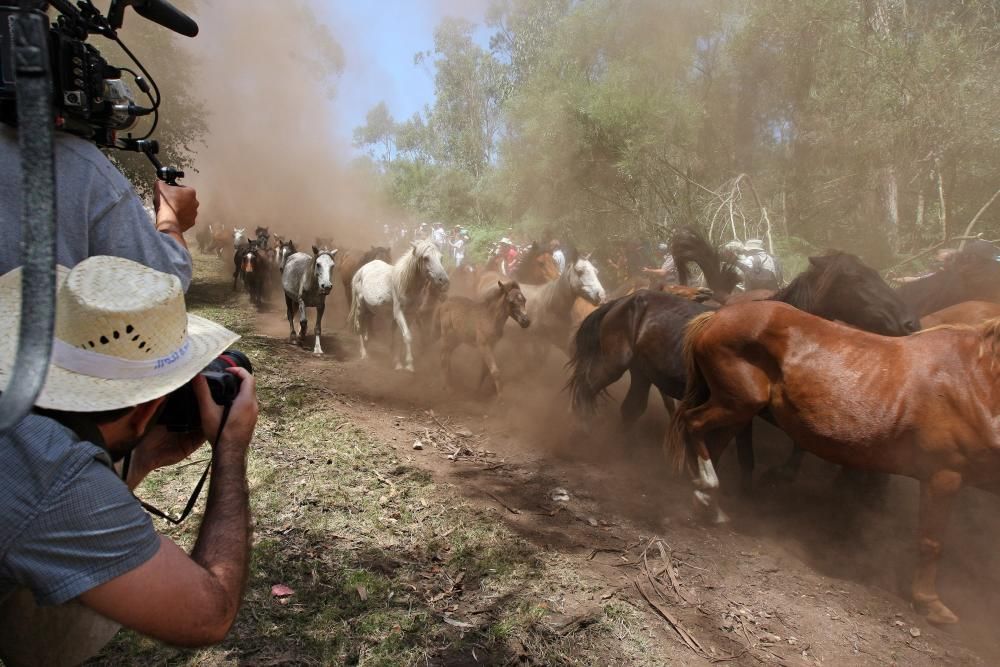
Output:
[{"xmin": 353, "ymin": 102, "xmax": 397, "ymax": 167}]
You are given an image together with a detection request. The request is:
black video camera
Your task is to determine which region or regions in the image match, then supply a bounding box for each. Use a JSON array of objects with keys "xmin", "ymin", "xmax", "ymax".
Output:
[
  {"xmin": 158, "ymin": 349, "xmax": 253, "ymax": 433},
  {"xmin": 0, "ymin": 0, "xmax": 197, "ymax": 182}
]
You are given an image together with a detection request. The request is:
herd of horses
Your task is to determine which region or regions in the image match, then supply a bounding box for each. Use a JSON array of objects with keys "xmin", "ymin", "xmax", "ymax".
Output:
[{"xmin": 198, "ymin": 222, "xmax": 1000, "ymax": 627}]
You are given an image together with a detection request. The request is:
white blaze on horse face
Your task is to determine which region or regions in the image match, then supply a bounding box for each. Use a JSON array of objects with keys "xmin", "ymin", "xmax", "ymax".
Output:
[
  {"xmin": 573, "ymin": 259, "xmax": 605, "ymax": 304},
  {"xmin": 315, "ymin": 253, "xmax": 335, "ymax": 293}
]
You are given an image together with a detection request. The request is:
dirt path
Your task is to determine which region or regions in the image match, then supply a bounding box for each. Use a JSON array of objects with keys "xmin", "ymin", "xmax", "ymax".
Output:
[{"xmin": 254, "ymin": 278, "xmax": 995, "ymax": 666}]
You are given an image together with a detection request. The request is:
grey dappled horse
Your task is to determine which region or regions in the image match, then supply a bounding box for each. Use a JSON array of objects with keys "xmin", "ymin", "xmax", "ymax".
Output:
[
  {"xmin": 349, "ymin": 239, "xmax": 449, "ymax": 372},
  {"xmin": 282, "ymin": 246, "xmax": 338, "ymax": 355}
]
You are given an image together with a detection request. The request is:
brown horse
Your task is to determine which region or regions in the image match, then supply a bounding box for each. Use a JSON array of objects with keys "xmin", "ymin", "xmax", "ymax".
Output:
[
  {"xmin": 921, "ymin": 300, "xmax": 1000, "ymax": 328},
  {"xmin": 338, "ymin": 246, "xmax": 392, "ymax": 305},
  {"xmin": 896, "ymin": 249, "xmax": 1000, "ymax": 316},
  {"xmin": 435, "ymin": 281, "xmax": 531, "ymax": 397},
  {"xmin": 207, "ymin": 224, "xmax": 230, "ymax": 257},
  {"xmin": 668, "ymin": 301, "xmax": 1000, "ymax": 625},
  {"xmin": 513, "ymin": 242, "xmax": 560, "ymax": 285}
]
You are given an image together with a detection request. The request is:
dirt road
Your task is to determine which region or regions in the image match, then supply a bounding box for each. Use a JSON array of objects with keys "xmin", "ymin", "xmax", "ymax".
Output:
[{"xmin": 97, "ymin": 257, "xmax": 996, "ymax": 665}]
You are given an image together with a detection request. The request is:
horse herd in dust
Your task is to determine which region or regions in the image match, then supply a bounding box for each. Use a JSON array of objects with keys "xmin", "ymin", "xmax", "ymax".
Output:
[{"xmin": 198, "ymin": 222, "xmax": 1000, "ymax": 628}]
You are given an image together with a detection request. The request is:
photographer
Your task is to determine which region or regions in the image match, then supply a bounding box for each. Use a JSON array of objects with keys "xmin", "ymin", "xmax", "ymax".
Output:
[{"xmin": 0, "ymin": 256, "xmax": 257, "ymax": 666}]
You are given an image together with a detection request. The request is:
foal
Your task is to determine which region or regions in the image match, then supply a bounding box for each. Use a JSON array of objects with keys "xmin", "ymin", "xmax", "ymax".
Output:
[{"xmin": 436, "ymin": 281, "xmax": 530, "ymax": 398}]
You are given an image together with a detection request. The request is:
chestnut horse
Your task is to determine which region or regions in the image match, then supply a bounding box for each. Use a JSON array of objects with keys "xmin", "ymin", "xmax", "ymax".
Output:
[
  {"xmin": 435, "ymin": 281, "xmax": 531, "ymax": 398},
  {"xmin": 668, "ymin": 301, "xmax": 1000, "ymax": 625},
  {"xmin": 338, "ymin": 246, "xmax": 392, "ymax": 305},
  {"xmin": 921, "ymin": 300, "xmax": 1000, "ymax": 328}
]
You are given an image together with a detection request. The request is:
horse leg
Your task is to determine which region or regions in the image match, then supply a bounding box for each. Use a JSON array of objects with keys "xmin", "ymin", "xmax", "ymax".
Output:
[
  {"xmin": 284, "ymin": 295, "xmax": 297, "ymax": 343},
  {"xmin": 736, "ymin": 425, "xmax": 755, "ymax": 496},
  {"xmin": 621, "ymin": 370, "xmax": 652, "ymax": 431},
  {"xmin": 440, "ymin": 336, "xmax": 453, "ymax": 390},
  {"xmin": 761, "ymin": 446, "xmax": 807, "ymax": 487},
  {"xmin": 358, "ymin": 307, "xmax": 369, "ymax": 361},
  {"xmin": 480, "ymin": 345, "xmax": 503, "ymax": 399},
  {"xmin": 313, "ymin": 303, "xmax": 325, "ymax": 355},
  {"xmin": 393, "ymin": 307, "xmax": 415, "ymax": 372},
  {"xmin": 912, "ymin": 469, "xmax": 962, "ymax": 625},
  {"xmin": 298, "ymin": 300, "xmax": 308, "ymax": 343}
]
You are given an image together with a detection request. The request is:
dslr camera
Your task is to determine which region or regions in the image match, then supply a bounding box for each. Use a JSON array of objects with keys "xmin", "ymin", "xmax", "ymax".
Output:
[
  {"xmin": 0, "ymin": 0, "xmax": 197, "ymax": 182},
  {"xmin": 159, "ymin": 349, "xmax": 254, "ymax": 433}
]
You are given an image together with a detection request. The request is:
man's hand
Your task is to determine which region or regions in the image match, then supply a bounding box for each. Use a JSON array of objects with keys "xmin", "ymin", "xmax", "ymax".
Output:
[
  {"xmin": 154, "ymin": 181, "xmax": 199, "ymax": 233},
  {"xmin": 192, "ymin": 369, "xmax": 258, "ymax": 453},
  {"xmin": 125, "ymin": 426, "xmax": 205, "ymax": 490}
]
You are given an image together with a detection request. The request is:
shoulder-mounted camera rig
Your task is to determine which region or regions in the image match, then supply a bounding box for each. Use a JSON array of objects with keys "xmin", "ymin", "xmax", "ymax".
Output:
[
  {"xmin": 0, "ymin": 0, "xmax": 197, "ymax": 434},
  {"xmin": 0, "ymin": 0, "xmax": 197, "ymax": 183}
]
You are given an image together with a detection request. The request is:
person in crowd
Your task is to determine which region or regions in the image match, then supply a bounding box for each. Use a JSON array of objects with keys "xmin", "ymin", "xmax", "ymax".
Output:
[
  {"xmin": 498, "ymin": 237, "xmax": 518, "ymax": 276},
  {"xmin": 739, "ymin": 238, "xmax": 782, "ymax": 290},
  {"xmin": 549, "ymin": 239, "xmax": 566, "ymax": 273},
  {"xmin": 0, "ymin": 125, "xmax": 196, "ymax": 289},
  {"xmin": 431, "ymin": 223, "xmax": 447, "ymax": 250},
  {"xmin": 450, "ymin": 227, "xmax": 468, "ymax": 267},
  {"xmin": 642, "ymin": 242, "xmax": 680, "ymax": 284},
  {"xmin": 0, "ymin": 256, "xmax": 258, "ymax": 666}
]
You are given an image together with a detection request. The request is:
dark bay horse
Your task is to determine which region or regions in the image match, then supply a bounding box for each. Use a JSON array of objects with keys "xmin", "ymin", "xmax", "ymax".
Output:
[
  {"xmin": 896, "ymin": 250, "xmax": 1000, "ymax": 316},
  {"xmin": 668, "ymin": 302, "xmax": 1000, "ymax": 626},
  {"xmin": 240, "ymin": 242, "xmax": 268, "ymax": 308},
  {"xmin": 669, "ymin": 227, "xmax": 743, "ymax": 300},
  {"xmin": 568, "ymin": 251, "xmax": 919, "ymax": 424}
]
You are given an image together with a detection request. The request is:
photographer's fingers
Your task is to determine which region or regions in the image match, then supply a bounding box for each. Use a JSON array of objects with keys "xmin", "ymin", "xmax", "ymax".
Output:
[
  {"xmin": 217, "ymin": 368, "xmax": 258, "ymax": 453},
  {"xmin": 192, "ymin": 374, "xmax": 224, "ymax": 444}
]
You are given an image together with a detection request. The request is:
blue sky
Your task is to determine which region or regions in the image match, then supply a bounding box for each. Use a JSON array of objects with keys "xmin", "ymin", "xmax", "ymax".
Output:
[{"xmin": 324, "ymin": 1, "xmax": 490, "ymax": 148}]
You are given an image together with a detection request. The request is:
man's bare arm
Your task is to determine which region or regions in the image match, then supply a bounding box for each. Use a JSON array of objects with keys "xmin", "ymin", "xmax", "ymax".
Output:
[{"xmin": 79, "ymin": 370, "xmax": 256, "ymax": 647}]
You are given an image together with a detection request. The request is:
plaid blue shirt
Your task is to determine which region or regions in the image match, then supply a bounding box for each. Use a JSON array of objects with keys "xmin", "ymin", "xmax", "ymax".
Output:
[{"xmin": 0, "ymin": 415, "xmax": 159, "ymax": 605}]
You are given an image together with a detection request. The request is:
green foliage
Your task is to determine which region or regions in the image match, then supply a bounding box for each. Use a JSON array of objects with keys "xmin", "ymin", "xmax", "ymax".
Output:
[{"xmin": 358, "ymin": 0, "xmax": 1000, "ymax": 266}]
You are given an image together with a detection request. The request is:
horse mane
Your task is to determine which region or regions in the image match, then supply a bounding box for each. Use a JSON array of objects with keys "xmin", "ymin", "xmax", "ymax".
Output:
[
  {"xmin": 392, "ymin": 240, "xmax": 439, "ymax": 300},
  {"xmin": 770, "ymin": 251, "xmax": 856, "ymax": 311},
  {"xmin": 669, "ymin": 227, "xmax": 741, "ymax": 296}
]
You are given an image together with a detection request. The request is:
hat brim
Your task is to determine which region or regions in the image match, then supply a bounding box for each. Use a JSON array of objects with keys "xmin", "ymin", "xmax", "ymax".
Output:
[{"xmin": 0, "ymin": 267, "xmax": 240, "ymax": 412}]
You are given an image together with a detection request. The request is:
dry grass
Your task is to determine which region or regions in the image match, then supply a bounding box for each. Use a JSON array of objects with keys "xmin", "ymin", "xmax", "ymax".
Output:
[{"xmin": 88, "ymin": 255, "xmax": 658, "ymax": 666}]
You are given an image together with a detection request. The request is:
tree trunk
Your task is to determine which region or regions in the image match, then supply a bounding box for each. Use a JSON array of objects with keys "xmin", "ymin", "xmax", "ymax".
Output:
[
  {"xmin": 934, "ymin": 155, "xmax": 947, "ymax": 241},
  {"xmin": 912, "ymin": 189, "xmax": 925, "ymax": 250},
  {"xmin": 880, "ymin": 166, "xmax": 900, "ymax": 254}
]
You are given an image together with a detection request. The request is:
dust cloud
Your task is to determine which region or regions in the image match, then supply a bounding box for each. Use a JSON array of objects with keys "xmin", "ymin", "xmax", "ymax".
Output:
[{"xmin": 152, "ymin": 1, "xmax": 388, "ymax": 248}]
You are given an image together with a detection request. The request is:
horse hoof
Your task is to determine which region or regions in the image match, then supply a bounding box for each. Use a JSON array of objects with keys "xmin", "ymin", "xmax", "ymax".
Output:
[
  {"xmin": 917, "ymin": 598, "xmax": 959, "ymax": 625},
  {"xmin": 394, "ymin": 362, "xmax": 404, "ymax": 371},
  {"xmin": 405, "ymin": 365, "xmax": 415, "ymax": 373}
]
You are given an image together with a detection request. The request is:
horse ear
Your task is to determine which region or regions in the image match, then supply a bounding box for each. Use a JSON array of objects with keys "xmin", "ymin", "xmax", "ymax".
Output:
[
  {"xmin": 312, "ymin": 245, "xmax": 319, "ymax": 255},
  {"xmin": 330, "ymin": 248, "xmax": 339, "ymax": 257},
  {"xmin": 497, "ymin": 280, "xmax": 506, "ymax": 292}
]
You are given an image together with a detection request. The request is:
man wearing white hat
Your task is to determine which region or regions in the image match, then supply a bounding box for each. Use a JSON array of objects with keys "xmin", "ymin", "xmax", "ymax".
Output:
[{"xmin": 0, "ymin": 256, "xmax": 258, "ymax": 665}]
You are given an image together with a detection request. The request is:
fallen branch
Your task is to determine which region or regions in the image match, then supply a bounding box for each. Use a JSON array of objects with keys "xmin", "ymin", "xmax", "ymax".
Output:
[
  {"xmin": 633, "ymin": 578, "xmax": 713, "ymax": 658},
  {"xmin": 958, "ymin": 185, "xmax": 1000, "ymax": 251},
  {"xmin": 484, "ymin": 491, "xmax": 520, "ymax": 514}
]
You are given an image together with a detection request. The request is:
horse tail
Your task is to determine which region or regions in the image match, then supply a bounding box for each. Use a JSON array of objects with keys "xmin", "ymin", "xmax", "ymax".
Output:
[
  {"xmin": 348, "ymin": 273, "xmax": 363, "ymax": 334},
  {"xmin": 666, "ymin": 311, "xmax": 716, "ymax": 475},
  {"xmin": 566, "ymin": 293, "xmax": 641, "ymax": 414}
]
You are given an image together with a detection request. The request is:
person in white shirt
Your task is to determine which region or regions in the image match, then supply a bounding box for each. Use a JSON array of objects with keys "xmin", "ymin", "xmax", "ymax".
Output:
[
  {"xmin": 549, "ymin": 239, "xmax": 566, "ymax": 273},
  {"xmin": 738, "ymin": 239, "xmax": 782, "ymax": 290}
]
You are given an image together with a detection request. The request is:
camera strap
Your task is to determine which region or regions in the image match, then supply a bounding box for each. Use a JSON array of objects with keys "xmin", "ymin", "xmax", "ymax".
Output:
[{"xmin": 124, "ymin": 401, "xmax": 232, "ymax": 525}]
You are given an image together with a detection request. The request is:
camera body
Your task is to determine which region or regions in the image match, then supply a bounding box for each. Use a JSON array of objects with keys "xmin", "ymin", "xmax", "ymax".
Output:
[{"xmin": 159, "ymin": 350, "xmax": 254, "ymax": 433}]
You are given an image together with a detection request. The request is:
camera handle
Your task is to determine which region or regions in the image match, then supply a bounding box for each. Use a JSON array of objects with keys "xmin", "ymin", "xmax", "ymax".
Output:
[
  {"xmin": 0, "ymin": 1, "xmax": 58, "ymax": 435},
  {"xmin": 123, "ymin": 400, "xmax": 232, "ymax": 525},
  {"xmin": 120, "ymin": 138, "xmax": 184, "ymax": 185}
]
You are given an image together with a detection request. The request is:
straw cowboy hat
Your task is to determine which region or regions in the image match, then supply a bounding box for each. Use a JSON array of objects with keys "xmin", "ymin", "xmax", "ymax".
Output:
[
  {"xmin": 745, "ymin": 239, "xmax": 766, "ymax": 252},
  {"xmin": 0, "ymin": 256, "xmax": 239, "ymax": 412}
]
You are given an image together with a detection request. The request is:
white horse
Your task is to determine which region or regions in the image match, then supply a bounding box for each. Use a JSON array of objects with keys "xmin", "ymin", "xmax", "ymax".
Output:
[
  {"xmin": 232, "ymin": 227, "xmax": 247, "ymax": 249},
  {"xmin": 349, "ymin": 239, "xmax": 449, "ymax": 372},
  {"xmin": 282, "ymin": 246, "xmax": 338, "ymax": 355},
  {"xmin": 487, "ymin": 250, "xmax": 605, "ymax": 354}
]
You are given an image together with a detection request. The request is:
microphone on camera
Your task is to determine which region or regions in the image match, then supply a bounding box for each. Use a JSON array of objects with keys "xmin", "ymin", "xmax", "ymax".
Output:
[{"xmin": 131, "ymin": 0, "xmax": 198, "ymax": 38}]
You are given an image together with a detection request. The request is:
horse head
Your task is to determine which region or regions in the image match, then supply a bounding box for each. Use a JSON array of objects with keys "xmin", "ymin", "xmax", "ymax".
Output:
[
  {"xmin": 233, "ymin": 227, "xmax": 247, "ymax": 247},
  {"xmin": 278, "ymin": 240, "xmax": 296, "ymax": 271},
  {"xmin": 499, "ymin": 281, "xmax": 531, "ymax": 328},
  {"xmin": 242, "ymin": 245, "xmax": 258, "ymax": 274},
  {"xmin": 801, "ymin": 252, "xmax": 919, "ymax": 336},
  {"xmin": 312, "ymin": 245, "xmax": 337, "ymax": 295},
  {"xmin": 411, "ymin": 240, "xmax": 450, "ymax": 292},
  {"xmin": 566, "ymin": 250, "xmax": 606, "ymax": 306}
]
